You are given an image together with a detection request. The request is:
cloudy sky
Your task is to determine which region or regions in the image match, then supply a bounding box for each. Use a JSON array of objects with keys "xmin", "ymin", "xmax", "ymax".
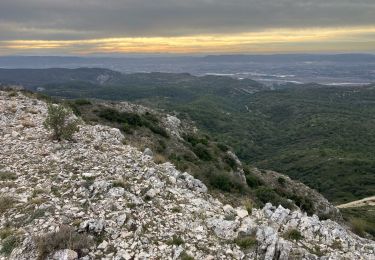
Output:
[{"xmin": 0, "ymin": 0, "xmax": 374, "ymax": 55}]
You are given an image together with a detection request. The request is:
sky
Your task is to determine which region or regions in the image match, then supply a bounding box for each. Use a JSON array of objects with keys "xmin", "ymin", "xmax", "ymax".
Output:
[{"xmin": 0, "ymin": 0, "xmax": 374, "ymax": 55}]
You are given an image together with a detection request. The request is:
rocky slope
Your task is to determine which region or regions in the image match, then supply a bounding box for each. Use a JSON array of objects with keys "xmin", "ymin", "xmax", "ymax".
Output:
[
  {"xmin": 0, "ymin": 91, "xmax": 374, "ymax": 260},
  {"xmin": 251, "ymin": 169, "xmax": 341, "ymax": 220}
]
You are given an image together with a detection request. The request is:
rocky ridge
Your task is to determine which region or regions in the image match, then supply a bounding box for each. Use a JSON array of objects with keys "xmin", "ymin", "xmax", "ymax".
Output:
[{"xmin": 0, "ymin": 91, "xmax": 374, "ymax": 259}]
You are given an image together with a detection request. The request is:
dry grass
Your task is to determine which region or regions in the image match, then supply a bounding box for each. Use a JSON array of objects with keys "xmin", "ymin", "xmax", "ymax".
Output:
[
  {"xmin": 35, "ymin": 225, "xmax": 93, "ymax": 260},
  {"xmin": 0, "ymin": 195, "xmax": 16, "ymax": 214},
  {"xmin": 154, "ymin": 154, "xmax": 167, "ymax": 164}
]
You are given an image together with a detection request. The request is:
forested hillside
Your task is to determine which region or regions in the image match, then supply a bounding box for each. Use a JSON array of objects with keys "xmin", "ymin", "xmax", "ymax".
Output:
[{"xmin": 1, "ymin": 69, "xmax": 374, "ymax": 204}]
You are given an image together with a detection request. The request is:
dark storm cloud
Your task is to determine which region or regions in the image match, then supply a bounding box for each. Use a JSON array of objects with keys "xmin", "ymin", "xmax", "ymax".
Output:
[{"xmin": 0, "ymin": 0, "xmax": 374, "ymax": 40}]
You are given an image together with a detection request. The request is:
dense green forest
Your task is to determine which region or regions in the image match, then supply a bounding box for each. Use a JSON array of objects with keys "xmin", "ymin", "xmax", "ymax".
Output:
[
  {"xmin": 167, "ymin": 86, "xmax": 375, "ymax": 203},
  {"xmin": 1, "ymin": 69, "xmax": 374, "ymax": 204}
]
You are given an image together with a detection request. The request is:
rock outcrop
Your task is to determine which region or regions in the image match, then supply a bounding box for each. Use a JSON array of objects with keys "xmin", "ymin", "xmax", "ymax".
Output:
[
  {"xmin": 0, "ymin": 91, "xmax": 374, "ymax": 259},
  {"xmin": 252, "ymin": 169, "xmax": 342, "ymax": 221}
]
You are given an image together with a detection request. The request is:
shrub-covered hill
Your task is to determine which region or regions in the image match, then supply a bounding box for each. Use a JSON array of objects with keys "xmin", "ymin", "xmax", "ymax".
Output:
[
  {"xmin": 61, "ymin": 94, "xmax": 341, "ymax": 220},
  {"xmin": 1, "ymin": 90, "xmax": 374, "ymax": 259},
  {"xmin": 20, "ymin": 69, "xmax": 375, "ymax": 205}
]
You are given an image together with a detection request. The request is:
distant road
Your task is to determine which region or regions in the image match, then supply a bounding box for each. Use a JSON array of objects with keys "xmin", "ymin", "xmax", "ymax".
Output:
[{"xmin": 337, "ymin": 196, "xmax": 375, "ymax": 209}]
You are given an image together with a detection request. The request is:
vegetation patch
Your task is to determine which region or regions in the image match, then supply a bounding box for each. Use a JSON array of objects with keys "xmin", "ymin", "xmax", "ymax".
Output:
[
  {"xmin": 35, "ymin": 225, "xmax": 93, "ymax": 260},
  {"xmin": 283, "ymin": 229, "xmax": 303, "ymax": 241},
  {"xmin": 193, "ymin": 144, "xmax": 212, "ymax": 161},
  {"xmin": 0, "ymin": 235, "xmax": 20, "ymax": 256},
  {"xmin": 43, "ymin": 103, "xmax": 79, "ymax": 141},
  {"xmin": 341, "ymin": 206, "xmax": 375, "ymax": 239},
  {"xmin": 208, "ymin": 172, "xmax": 244, "ymax": 193},
  {"xmin": 112, "ymin": 179, "xmax": 129, "ymax": 189},
  {"xmin": 0, "ymin": 171, "xmax": 17, "ymax": 181},
  {"xmin": 180, "ymin": 251, "xmax": 195, "ymax": 260},
  {"xmin": 97, "ymin": 108, "xmax": 169, "ymax": 137},
  {"xmin": 0, "ymin": 228, "xmax": 14, "ymax": 240},
  {"xmin": 255, "ymin": 187, "xmax": 293, "ymax": 210},
  {"xmin": 166, "ymin": 235, "xmax": 184, "ymax": 246},
  {"xmin": 234, "ymin": 235, "xmax": 257, "ymax": 249},
  {"xmin": 0, "ymin": 195, "xmax": 16, "ymax": 214}
]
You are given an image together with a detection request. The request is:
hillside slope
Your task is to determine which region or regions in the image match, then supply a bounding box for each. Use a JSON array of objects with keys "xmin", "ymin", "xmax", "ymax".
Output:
[
  {"xmin": 1, "ymin": 91, "xmax": 374, "ymax": 259},
  {"xmin": 20, "ymin": 69, "xmax": 374, "ymax": 204}
]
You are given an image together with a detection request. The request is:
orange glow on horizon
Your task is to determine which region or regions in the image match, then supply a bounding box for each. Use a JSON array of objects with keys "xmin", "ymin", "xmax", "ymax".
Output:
[{"xmin": 1, "ymin": 26, "xmax": 375, "ymax": 54}]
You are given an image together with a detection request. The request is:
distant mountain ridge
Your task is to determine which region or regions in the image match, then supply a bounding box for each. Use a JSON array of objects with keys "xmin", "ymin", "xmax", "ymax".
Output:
[
  {"xmin": 0, "ymin": 68, "xmax": 121, "ymax": 87},
  {"xmin": 0, "ymin": 68, "xmax": 266, "ymax": 99},
  {"xmin": 201, "ymin": 53, "xmax": 375, "ymax": 62},
  {"xmin": 1, "ymin": 54, "xmax": 374, "ymax": 86}
]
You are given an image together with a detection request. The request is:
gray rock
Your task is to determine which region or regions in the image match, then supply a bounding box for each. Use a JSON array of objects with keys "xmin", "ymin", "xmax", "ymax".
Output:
[
  {"xmin": 206, "ymin": 218, "xmax": 239, "ymax": 240},
  {"xmin": 143, "ymin": 148, "xmax": 153, "ymax": 157},
  {"xmin": 50, "ymin": 249, "xmax": 78, "ymax": 260},
  {"xmin": 79, "ymin": 219, "xmax": 106, "ymax": 234},
  {"xmin": 108, "ymin": 187, "xmax": 125, "ymax": 197},
  {"xmin": 145, "ymin": 188, "xmax": 159, "ymax": 198}
]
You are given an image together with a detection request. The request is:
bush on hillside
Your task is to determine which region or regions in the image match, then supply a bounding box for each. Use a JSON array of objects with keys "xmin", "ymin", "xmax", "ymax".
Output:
[
  {"xmin": 217, "ymin": 142, "xmax": 230, "ymax": 152},
  {"xmin": 283, "ymin": 229, "xmax": 303, "ymax": 241},
  {"xmin": 0, "ymin": 235, "xmax": 20, "ymax": 256},
  {"xmin": 193, "ymin": 143, "xmax": 212, "ymax": 161},
  {"xmin": 36, "ymin": 225, "xmax": 93, "ymax": 260},
  {"xmin": 98, "ymin": 108, "xmax": 169, "ymax": 137},
  {"xmin": 208, "ymin": 171, "xmax": 245, "ymax": 193},
  {"xmin": 183, "ymin": 134, "xmax": 208, "ymax": 146},
  {"xmin": 255, "ymin": 187, "xmax": 294, "ymax": 210},
  {"xmin": 245, "ymin": 174, "xmax": 263, "ymax": 188},
  {"xmin": 224, "ymin": 154, "xmax": 237, "ymax": 169},
  {"xmin": 43, "ymin": 104, "xmax": 79, "ymax": 141}
]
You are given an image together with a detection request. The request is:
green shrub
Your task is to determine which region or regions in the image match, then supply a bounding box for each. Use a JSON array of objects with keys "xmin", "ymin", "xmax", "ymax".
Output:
[
  {"xmin": 98, "ymin": 108, "xmax": 168, "ymax": 137},
  {"xmin": 210, "ymin": 173, "xmax": 231, "ymax": 192},
  {"xmin": 147, "ymin": 124, "xmax": 169, "ymax": 138},
  {"xmin": 43, "ymin": 103, "xmax": 79, "ymax": 141},
  {"xmin": 156, "ymin": 140, "xmax": 167, "ymax": 153},
  {"xmin": 331, "ymin": 240, "xmax": 342, "ymax": 250},
  {"xmin": 74, "ymin": 99, "xmax": 92, "ymax": 106},
  {"xmin": 277, "ymin": 177, "xmax": 286, "ymax": 186},
  {"xmin": 224, "ymin": 154, "xmax": 237, "ymax": 169},
  {"xmin": 234, "ymin": 235, "xmax": 257, "ymax": 249},
  {"xmin": 0, "ymin": 196, "xmax": 15, "ymax": 214},
  {"xmin": 217, "ymin": 143, "xmax": 229, "ymax": 152},
  {"xmin": 26, "ymin": 209, "xmax": 47, "ymax": 224},
  {"xmin": 35, "ymin": 225, "xmax": 93, "ymax": 260},
  {"xmin": 166, "ymin": 235, "xmax": 184, "ymax": 246},
  {"xmin": 180, "ymin": 251, "xmax": 195, "ymax": 260},
  {"xmin": 350, "ymin": 218, "xmax": 366, "ymax": 237},
  {"xmin": 65, "ymin": 102, "xmax": 81, "ymax": 116},
  {"xmin": 193, "ymin": 144, "xmax": 212, "ymax": 161},
  {"xmin": 244, "ymin": 200, "xmax": 253, "ymax": 214},
  {"xmin": 121, "ymin": 123, "xmax": 134, "ymax": 134},
  {"xmin": 283, "ymin": 229, "xmax": 303, "ymax": 241},
  {"xmin": 0, "ymin": 228, "xmax": 13, "ymax": 240},
  {"xmin": 98, "ymin": 108, "xmax": 142, "ymax": 126},
  {"xmin": 171, "ymin": 207, "xmax": 181, "ymax": 213},
  {"xmin": 208, "ymin": 172, "xmax": 245, "ymax": 193},
  {"xmin": 183, "ymin": 134, "xmax": 208, "ymax": 146},
  {"xmin": 289, "ymin": 195, "xmax": 314, "ymax": 215},
  {"xmin": 245, "ymin": 174, "xmax": 263, "ymax": 188},
  {"xmin": 255, "ymin": 187, "xmax": 294, "ymax": 209},
  {"xmin": 0, "ymin": 235, "xmax": 20, "ymax": 256},
  {"xmin": 256, "ymin": 187, "xmax": 279, "ymax": 204},
  {"xmin": 0, "ymin": 171, "xmax": 17, "ymax": 181}
]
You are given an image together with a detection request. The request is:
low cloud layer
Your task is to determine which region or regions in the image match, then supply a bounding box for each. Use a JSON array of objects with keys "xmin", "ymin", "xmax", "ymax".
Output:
[
  {"xmin": 0, "ymin": 0, "xmax": 374, "ymax": 40},
  {"xmin": 0, "ymin": 0, "xmax": 374, "ymax": 54}
]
